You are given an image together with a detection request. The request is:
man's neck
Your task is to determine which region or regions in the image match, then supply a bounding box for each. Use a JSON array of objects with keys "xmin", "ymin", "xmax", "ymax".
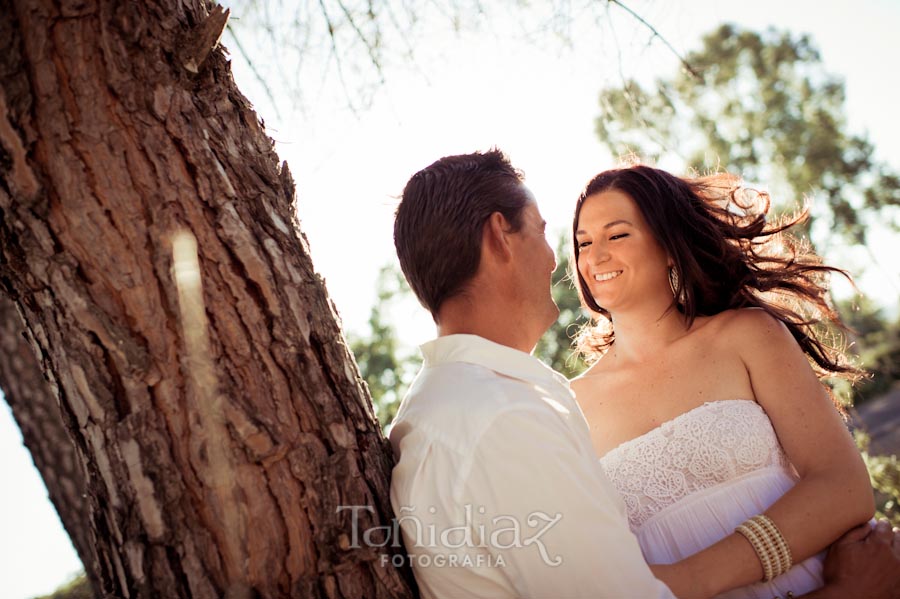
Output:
[{"xmin": 436, "ymin": 296, "xmax": 540, "ymax": 355}]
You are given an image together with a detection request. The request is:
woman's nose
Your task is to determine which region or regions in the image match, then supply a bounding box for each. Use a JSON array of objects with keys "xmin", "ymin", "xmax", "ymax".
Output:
[{"xmin": 590, "ymin": 245, "xmax": 610, "ymax": 264}]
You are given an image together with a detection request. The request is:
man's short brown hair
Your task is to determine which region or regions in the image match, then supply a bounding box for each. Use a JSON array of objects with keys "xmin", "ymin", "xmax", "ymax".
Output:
[{"xmin": 394, "ymin": 149, "xmax": 530, "ymax": 318}]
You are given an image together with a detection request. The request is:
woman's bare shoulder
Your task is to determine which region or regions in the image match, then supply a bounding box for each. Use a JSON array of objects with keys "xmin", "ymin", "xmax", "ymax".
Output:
[{"xmin": 704, "ymin": 308, "xmax": 796, "ymax": 356}]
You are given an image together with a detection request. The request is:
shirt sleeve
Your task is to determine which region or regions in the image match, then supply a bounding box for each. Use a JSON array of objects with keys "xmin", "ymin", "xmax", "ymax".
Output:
[{"xmin": 459, "ymin": 406, "xmax": 675, "ymax": 599}]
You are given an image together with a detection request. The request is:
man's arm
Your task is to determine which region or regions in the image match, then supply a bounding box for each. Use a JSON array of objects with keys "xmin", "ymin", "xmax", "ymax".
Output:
[
  {"xmin": 461, "ymin": 407, "xmax": 674, "ymax": 598},
  {"xmin": 801, "ymin": 519, "xmax": 900, "ymax": 599}
]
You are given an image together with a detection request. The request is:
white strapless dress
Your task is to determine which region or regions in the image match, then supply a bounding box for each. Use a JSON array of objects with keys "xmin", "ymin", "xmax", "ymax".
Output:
[{"xmin": 599, "ymin": 399, "xmax": 824, "ymax": 599}]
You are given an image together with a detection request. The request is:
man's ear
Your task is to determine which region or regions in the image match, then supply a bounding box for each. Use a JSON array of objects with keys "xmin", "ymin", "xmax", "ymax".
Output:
[{"xmin": 483, "ymin": 212, "xmax": 514, "ymax": 262}]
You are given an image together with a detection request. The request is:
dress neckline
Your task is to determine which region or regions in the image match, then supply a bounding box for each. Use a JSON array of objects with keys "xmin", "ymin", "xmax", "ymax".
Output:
[{"xmin": 599, "ymin": 398, "xmax": 762, "ymax": 460}]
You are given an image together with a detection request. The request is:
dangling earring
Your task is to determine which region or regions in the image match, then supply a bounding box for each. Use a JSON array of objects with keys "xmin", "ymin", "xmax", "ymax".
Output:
[{"xmin": 668, "ymin": 267, "xmax": 684, "ymax": 305}]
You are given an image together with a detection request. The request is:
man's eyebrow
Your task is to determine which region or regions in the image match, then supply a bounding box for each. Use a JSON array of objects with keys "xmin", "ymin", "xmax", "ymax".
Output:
[{"xmin": 575, "ymin": 219, "xmax": 633, "ymax": 235}]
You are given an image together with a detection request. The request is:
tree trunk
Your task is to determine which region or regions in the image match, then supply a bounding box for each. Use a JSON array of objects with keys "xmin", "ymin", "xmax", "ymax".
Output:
[
  {"xmin": 0, "ymin": 1, "xmax": 416, "ymax": 597},
  {"xmin": 0, "ymin": 295, "xmax": 101, "ymax": 593}
]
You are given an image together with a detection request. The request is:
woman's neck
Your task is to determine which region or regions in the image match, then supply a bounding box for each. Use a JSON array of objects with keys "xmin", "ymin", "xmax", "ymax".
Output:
[{"xmin": 607, "ymin": 303, "xmax": 691, "ymax": 364}]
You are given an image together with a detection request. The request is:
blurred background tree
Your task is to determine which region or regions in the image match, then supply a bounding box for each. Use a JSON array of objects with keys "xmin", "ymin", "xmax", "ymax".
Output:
[
  {"xmin": 595, "ymin": 24, "xmax": 900, "ymax": 248},
  {"xmin": 533, "ymin": 238, "xmax": 591, "ymax": 378},
  {"xmin": 838, "ymin": 296, "xmax": 900, "ymax": 404},
  {"xmin": 348, "ymin": 265, "xmax": 421, "ymax": 427}
]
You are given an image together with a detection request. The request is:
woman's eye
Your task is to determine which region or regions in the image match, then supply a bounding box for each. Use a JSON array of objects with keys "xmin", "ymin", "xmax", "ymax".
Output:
[
  {"xmin": 610, "ymin": 233, "xmax": 629, "ymax": 240},
  {"xmin": 577, "ymin": 241, "xmax": 591, "ymax": 249}
]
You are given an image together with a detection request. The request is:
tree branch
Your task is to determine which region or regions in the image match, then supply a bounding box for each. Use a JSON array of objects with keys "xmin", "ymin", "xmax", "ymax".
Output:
[
  {"xmin": 335, "ymin": 0, "xmax": 386, "ymax": 85},
  {"xmin": 317, "ymin": 0, "xmax": 361, "ymax": 114},
  {"xmin": 223, "ymin": 22, "xmax": 283, "ymax": 120},
  {"xmin": 607, "ymin": 0, "xmax": 701, "ymax": 80}
]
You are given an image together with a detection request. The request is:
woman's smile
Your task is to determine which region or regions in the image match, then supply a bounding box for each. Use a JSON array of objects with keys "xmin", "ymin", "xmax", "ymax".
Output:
[{"xmin": 593, "ymin": 270, "xmax": 623, "ymax": 282}]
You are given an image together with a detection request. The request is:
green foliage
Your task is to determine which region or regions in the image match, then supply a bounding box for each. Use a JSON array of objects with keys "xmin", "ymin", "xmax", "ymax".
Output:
[
  {"xmin": 838, "ymin": 296, "xmax": 900, "ymax": 405},
  {"xmin": 33, "ymin": 573, "xmax": 93, "ymax": 599},
  {"xmin": 534, "ymin": 237, "xmax": 590, "ymax": 378},
  {"xmin": 595, "ymin": 24, "xmax": 900, "ymax": 246},
  {"xmin": 856, "ymin": 431, "xmax": 900, "ymax": 527},
  {"xmin": 348, "ymin": 265, "xmax": 421, "ymax": 429}
]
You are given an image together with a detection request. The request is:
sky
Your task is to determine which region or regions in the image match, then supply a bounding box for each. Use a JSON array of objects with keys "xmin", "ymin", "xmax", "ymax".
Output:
[{"xmin": 2, "ymin": 1, "xmax": 899, "ymax": 597}]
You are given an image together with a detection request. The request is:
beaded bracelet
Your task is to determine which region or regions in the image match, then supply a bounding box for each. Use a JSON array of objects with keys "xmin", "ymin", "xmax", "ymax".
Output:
[
  {"xmin": 755, "ymin": 515, "xmax": 793, "ymax": 576},
  {"xmin": 735, "ymin": 514, "xmax": 793, "ymax": 582}
]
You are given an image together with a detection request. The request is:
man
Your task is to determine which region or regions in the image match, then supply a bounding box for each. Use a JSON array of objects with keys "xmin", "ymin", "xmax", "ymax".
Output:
[{"xmin": 388, "ymin": 149, "xmax": 900, "ymax": 598}]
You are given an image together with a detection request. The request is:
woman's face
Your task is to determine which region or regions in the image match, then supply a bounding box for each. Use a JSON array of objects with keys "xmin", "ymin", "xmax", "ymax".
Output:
[{"xmin": 575, "ymin": 189, "xmax": 672, "ymax": 313}]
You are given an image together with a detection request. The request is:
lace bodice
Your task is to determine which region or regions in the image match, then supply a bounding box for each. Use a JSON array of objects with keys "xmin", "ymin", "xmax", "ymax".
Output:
[{"xmin": 600, "ymin": 399, "xmax": 792, "ymax": 529}]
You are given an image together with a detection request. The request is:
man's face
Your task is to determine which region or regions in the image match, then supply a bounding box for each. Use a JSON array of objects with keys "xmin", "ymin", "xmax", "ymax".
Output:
[{"xmin": 511, "ymin": 192, "xmax": 560, "ymax": 338}]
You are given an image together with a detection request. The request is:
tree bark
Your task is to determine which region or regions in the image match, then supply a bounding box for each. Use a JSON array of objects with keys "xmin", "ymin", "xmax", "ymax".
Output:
[
  {"xmin": 0, "ymin": 295, "xmax": 100, "ymax": 593},
  {"xmin": 0, "ymin": 1, "xmax": 416, "ymax": 597}
]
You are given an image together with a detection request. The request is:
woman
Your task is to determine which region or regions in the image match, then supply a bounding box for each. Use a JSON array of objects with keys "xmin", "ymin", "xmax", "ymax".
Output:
[{"xmin": 569, "ymin": 164, "xmax": 874, "ymax": 598}]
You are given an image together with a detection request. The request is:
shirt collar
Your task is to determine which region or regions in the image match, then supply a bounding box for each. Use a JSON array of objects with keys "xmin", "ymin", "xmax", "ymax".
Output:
[{"xmin": 419, "ymin": 334, "xmax": 571, "ymax": 392}]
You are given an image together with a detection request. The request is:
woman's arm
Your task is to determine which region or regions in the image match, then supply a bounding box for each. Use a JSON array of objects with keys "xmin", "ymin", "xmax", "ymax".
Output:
[{"xmin": 656, "ymin": 309, "xmax": 874, "ymax": 598}]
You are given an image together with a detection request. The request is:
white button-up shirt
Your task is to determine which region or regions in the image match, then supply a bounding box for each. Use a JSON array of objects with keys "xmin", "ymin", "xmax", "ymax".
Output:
[{"xmin": 389, "ymin": 334, "xmax": 674, "ymax": 598}]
